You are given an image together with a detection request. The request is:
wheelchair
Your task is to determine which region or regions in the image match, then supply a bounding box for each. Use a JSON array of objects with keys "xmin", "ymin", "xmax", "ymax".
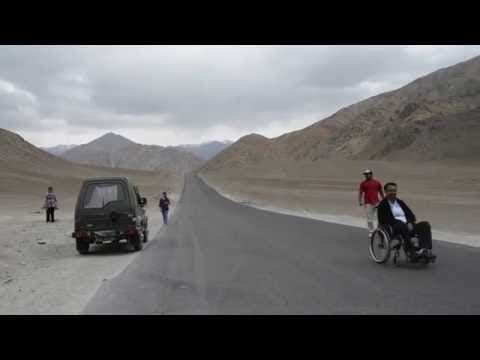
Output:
[{"xmin": 369, "ymin": 225, "xmax": 436, "ymax": 265}]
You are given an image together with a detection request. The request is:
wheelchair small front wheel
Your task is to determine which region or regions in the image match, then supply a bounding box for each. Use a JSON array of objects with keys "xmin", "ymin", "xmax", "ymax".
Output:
[
  {"xmin": 393, "ymin": 250, "xmax": 399, "ymax": 265},
  {"xmin": 369, "ymin": 229, "xmax": 391, "ymax": 264}
]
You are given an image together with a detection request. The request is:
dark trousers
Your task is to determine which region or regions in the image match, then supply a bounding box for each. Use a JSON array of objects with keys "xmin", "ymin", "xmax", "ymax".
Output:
[
  {"xmin": 46, "ymin": 207, "xmax": 55, "ymax": 222},
  {"xmin": 161, "ymin": 209, "xmax": 169, "ymax": 225},
  {"xmin": 391, "ymin": 220, "xmax": 432, "ymax": 250}
]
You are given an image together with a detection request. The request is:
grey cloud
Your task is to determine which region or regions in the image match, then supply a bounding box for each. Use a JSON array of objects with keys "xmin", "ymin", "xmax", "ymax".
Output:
[{"xmin": 1, "ymin": 45, "xmax": 480, "ymax": 146}]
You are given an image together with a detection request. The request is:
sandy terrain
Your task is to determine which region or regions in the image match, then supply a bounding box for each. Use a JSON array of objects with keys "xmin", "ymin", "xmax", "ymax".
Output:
[
  {"xmin": 199, "ymin": 159, "xmax": 480, "ymax": 247},
  {"xmin": 0, "ymin": 193, "xmax": 180, "ymax": 315},
  {"xmin": 0, "ymin": 128, "xmax": 186, "ymax": 314},
  {"xmin": 0, "ymin": 151, "xmax": 183, "ymax": 315}
]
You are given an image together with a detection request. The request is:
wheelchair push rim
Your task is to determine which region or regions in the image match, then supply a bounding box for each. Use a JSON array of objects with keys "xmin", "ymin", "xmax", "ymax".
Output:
[{"xmin": 369, "ymin": 228, "xmax": 391, "ymax": 264}]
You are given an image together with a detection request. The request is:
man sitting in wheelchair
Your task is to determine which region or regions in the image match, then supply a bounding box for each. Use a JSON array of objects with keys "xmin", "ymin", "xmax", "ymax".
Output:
[{"xmin": 377, "ymin": 182, "xmax": 436, "ymax": 260}]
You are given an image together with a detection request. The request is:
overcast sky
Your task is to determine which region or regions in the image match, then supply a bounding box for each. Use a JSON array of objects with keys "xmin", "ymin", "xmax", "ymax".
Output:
[{"xmin": 1, "ymin": 45, "xmax": 480, "ymax": 147}]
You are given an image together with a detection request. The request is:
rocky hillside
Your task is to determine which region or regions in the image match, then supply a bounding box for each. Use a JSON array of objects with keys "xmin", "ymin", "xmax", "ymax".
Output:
[
  {"xmin": 0, "ymin": 128, "xmax": 70, "ymax": 168},
  {"xmin": 62, "ymin": 132, "xmax": 203, "ymax": 175},
  {"xmin": 111, "ymin": 144, "xmax": 204, "ymax": 175},
  {"xmin": 202, "ymin": 54, "xmax": 480, "ymax": 172},
  {"xmin": 0, "ymin": 128, "xmax": 181, "ymax": 198},
  {"xmin": 200, "ymin": 134, "xmax": 274, "ymax": 172},
  {"xmin": 41, "ymin": 144, "xmax": 78, "ymax": 156},
  {"xmin": 178, "ymin": 140, "xmax": 233, "ymax": 161},
  {"xmin": 277, "ymin": 54, "xmax": 480, "ymax": 162}
]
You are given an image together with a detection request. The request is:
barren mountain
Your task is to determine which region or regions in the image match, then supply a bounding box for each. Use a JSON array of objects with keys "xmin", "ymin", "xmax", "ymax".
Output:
[
  {"xmin": 0, "ymin": 128, "xmax": 65, "ymax": 165},
  {"xmin": 202, "ymin": 54, "xmax": 480, "ymax": 173},
  {"xmin": 200, "ymin": 134, "xmax": 274, "ymax": 172},
  {"xmin": 62, "ymin": 132, "xmax": 203, "ymax": 175},
  {"xmin": 41, "ymin": 144, "xmax": 78, "ymax": 156},
  {"xmin": 179, "ymin": 140, "xmax": 234, "ymax": 160},
  {"xmin": 0, "ymin": 128, "xmax": 181, "ymax": 199}
]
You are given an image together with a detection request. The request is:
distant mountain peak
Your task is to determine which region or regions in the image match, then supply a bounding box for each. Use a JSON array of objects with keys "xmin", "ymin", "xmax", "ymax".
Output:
[
  {"xmin": 59, "ymin": 132, "xmax": 204, "ymax": 175},
  {"xmin": 84, "ymin": 132, "xmax": 137, "ymax": 150},
  {"xmin": 237, "ymin": 133, "xmax": 270, "ymax": 144},
  {"xmin": 177, "ymin": 140, "xmax": 234, "ymax": 160},
  {"xmin": 180, "ymin": 139, "xmax": 234, "ymax": 147},
  {"xmin": 92, "ymin": 132, "xmax": 134, "ymax": 142},
  {"xmin": 41, "ymin": 144, "xmax": 78, "ymax": 156}
]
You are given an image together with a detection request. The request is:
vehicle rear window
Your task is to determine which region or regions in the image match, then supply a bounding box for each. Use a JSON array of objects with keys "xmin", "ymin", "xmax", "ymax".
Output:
[{"xmin": 82, "ymin": 183, "xmax": 127, "ymax": 209}]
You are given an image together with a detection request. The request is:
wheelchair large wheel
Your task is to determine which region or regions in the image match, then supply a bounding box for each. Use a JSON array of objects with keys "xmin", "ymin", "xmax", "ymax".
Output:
[{"xmin": 369, "ymin": 228, "xmax": 391, "ymax": 264}]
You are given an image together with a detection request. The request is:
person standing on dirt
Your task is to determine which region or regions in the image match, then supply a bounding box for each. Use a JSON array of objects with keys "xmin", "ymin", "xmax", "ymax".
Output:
[
  {"xmin": 43, "ymin": 186, "xmax": 58, "ymax": 223},
  {"xmin": 358, "ymin": 169, "xmax": 384, "ymax": 237},
  {"xmin": 159, "ymin": 192, "xmax": 171, "ymax": 225}
]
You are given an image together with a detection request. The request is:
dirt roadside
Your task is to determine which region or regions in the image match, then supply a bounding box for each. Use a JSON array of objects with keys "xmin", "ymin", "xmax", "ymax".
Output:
[
  {"xmin": 0, "ymin": 193, "xmax": 179, "ymax": 315},
  {"xmin": 199, "ymin": 162, "xmax": 480, "ymax": 248}
]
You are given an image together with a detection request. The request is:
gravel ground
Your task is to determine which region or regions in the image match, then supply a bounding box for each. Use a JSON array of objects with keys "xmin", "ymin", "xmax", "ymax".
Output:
[{"xmin": 0, "ymin": 194, "xmax": 178, "ymax": 314}]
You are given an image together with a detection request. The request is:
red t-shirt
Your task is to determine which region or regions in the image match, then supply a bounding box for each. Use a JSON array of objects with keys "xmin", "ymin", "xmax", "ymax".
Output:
[{"xmin": 359, "ymin": 179, "xmax": 382, "ymax": 205}]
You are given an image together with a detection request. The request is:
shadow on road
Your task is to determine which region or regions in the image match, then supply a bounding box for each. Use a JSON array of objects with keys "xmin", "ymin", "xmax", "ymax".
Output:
[{"xmin": 83, "ymin": 242, "xmax": 136, "ymax": 256}]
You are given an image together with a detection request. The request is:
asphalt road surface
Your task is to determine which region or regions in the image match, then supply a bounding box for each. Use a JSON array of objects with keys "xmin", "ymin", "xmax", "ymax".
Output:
[{"xmin": 83, "ymin": 175, "xmax": 480, "ymax": 314}]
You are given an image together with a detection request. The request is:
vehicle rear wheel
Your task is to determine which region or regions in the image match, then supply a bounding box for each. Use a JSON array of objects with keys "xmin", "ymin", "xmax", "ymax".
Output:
[
  {"xmin": 76, "ymin": 239, "xmax": 90, "ymax": 255},
  {"xmin": 369, "ymin": 229, "xmax": 391, "ymax": 264}
]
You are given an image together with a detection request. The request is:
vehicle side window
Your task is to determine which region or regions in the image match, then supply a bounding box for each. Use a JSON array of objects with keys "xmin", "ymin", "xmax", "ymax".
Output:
[{"xmin": 82, "ymin": 183, "xmax": 127, "ymax": 209}]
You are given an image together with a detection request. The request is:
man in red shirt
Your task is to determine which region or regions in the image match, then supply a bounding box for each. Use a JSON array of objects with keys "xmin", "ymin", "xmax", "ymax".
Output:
[{"xmin": 358, "ymin": 169, "xmax": 384, "ymax": 237}]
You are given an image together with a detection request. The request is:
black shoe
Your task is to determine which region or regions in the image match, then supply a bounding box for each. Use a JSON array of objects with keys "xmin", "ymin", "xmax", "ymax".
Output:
[{"xmin": 415, "ymin": 248, "xmax": 426, "ymax": 257}]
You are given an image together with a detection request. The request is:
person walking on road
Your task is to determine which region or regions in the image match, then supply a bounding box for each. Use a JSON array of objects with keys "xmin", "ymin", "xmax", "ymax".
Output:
[
  {"xmin": 43, "ymin": 186, "xmax": 58, "ymax": 223},
  {"xmin": 358, "ymin": 169, "xmax": 384, "ymax": 237},
  {"xmin": 159, "ymin": 192, "xmax": 171, "ymax": 225}
]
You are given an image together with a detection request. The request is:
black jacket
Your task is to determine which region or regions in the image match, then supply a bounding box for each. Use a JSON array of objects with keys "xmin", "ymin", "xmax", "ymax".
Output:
[
  {"xmin": 377, "ymin": 197, "xmax": 416, "ymax": 226},
  {"xmin": 159, "ymin": 197, "xmax": 170, "ymax": 211}
]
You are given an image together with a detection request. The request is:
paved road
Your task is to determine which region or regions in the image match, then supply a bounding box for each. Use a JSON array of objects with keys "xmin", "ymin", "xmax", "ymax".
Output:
[{"xmin": 83, "ymin": 175, "xmax": 480, "ymax": 314}]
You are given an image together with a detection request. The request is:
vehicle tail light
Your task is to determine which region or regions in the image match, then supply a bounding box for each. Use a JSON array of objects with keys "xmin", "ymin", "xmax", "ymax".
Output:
[
  {"xmin": 125, "ymin": 226, "xmax": 138, "ymax": 236},
  {"xmin": 73, "ymin": 230, "xmax": 89, "ymax": 239}
]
